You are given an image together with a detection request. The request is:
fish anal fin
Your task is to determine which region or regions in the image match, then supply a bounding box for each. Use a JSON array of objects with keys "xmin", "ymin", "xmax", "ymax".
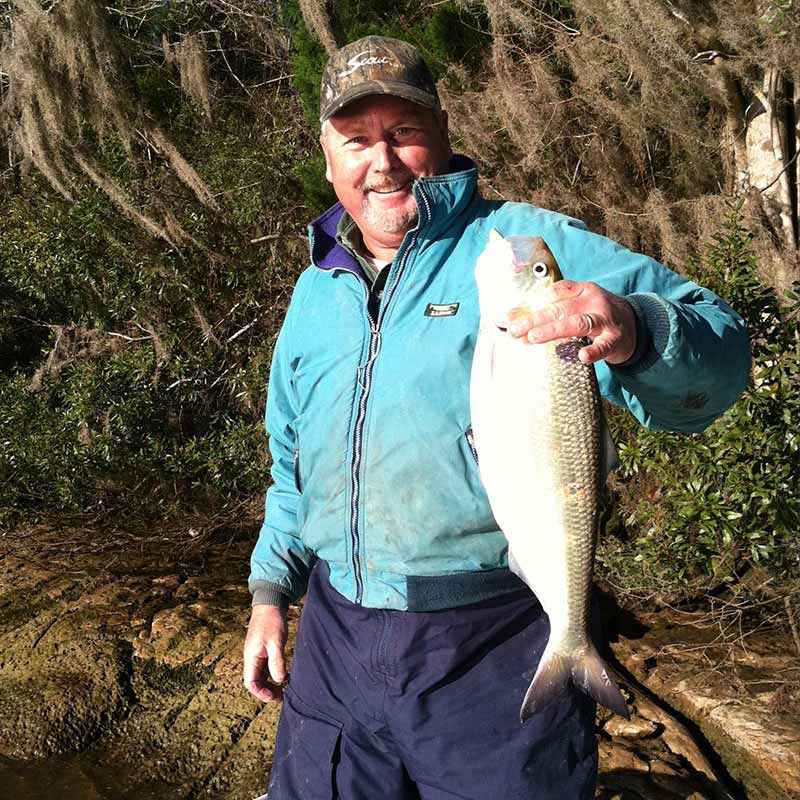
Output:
[{"xmin": 508, "ymin": 547, "xmax": 529, "ymax": 585}]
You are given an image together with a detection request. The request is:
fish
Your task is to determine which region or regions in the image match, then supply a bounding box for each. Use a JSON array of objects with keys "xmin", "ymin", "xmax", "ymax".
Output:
[{"xmin": 469, "ymin": 229, "xmax": 629, "ymax": 722}]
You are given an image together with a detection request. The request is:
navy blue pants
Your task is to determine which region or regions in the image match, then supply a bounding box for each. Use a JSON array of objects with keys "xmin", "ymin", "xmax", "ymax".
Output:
[{"xmin": 266, "ymin": 562, "xmax": 597, "ymax": 799}]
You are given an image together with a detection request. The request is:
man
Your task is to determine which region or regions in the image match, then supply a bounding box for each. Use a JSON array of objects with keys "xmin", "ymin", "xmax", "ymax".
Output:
[{"xmin": 244, "ymin": 36, "xmax": 750, "ymax": 799}]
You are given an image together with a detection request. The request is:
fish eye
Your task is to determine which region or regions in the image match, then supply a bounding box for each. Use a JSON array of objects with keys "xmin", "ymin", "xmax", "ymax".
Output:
[{"xmin": 532, "ymin": 261, "xmax": 549, "ymax": 278}]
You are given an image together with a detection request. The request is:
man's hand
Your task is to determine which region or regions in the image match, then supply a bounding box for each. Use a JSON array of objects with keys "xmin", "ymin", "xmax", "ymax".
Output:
[
  {"xmin": 507, "ymin": 280, "xmax": 637, "ymax": 365},
  {"xmin": 243, "ymin": 604, "xmax": 288, "ymax": 703}
]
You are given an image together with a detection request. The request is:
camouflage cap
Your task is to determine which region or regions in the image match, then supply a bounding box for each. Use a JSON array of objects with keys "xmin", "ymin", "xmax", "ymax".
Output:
[{"xmin": 320, "ymin": 35, "xmax": 440, "ymax": 123}]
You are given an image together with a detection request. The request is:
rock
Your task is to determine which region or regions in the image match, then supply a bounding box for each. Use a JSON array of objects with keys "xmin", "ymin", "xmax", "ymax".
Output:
[
  {"xmin": 597, "ymin": 693, "xmax": 730, "ymax": 800},
  {"xmin": 152, "ymin": 574, "xmax": 182, "ymax": 588},
  {"xmin": 604, "ymin": 715, "xmax": 659, "ymax": 739},
  {"xmin": 632, "ymin": 693, "xmax": 719, "ymax": 783},
  {"xmin": 599, "ymin": 739, "xmax": 650, "ymax": 772},
  {"xmin": 0, "ymin": 533, "xmax": 287, "ymax": 799},
  {"xmin": 670, "ymin": 679, "xmax": 800, "ymax": 798},
  {"xmin": 613, "ymin": 606, "xmax": 800, "ymax": 800},
  {"xmin": 0, "ymin": 602, "xmax": 133, "ymax": 758}
]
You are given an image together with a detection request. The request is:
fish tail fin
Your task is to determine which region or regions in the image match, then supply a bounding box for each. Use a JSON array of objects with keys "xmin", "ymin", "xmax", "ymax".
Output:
[
  {"xmin": 519, "ymin": 645, "xmax": 571, "ymax": 722},
  {"xmin": 520, "ymin": 642, "xmax": 630, "ymax": 722},
  {"xmin": 572, "ymin": 642, "xmax": 630, "ymax": 719}
]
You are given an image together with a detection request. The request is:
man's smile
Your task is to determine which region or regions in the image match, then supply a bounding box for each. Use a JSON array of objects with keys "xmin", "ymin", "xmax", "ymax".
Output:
[{"xmin": 367, "ymin": 179, "xmax": 413, "ymax": 196}]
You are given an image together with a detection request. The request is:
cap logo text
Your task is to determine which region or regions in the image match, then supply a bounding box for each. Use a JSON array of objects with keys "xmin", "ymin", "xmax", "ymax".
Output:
[{"xmin": 337, "ymin": 52, "xmax": 396, "ymax": 78}]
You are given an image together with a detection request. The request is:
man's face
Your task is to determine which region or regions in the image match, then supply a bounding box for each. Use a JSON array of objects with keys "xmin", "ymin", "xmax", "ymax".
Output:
[{"xmin": 320, "ymin": 94, "xmax": 452, "ymax": 243}]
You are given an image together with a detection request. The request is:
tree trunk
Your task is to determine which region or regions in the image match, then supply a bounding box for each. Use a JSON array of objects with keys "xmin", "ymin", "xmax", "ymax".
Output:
[
  {"xmin": 747, "ymin": 67, "xmax": 797, "ymax": 251},
  {"xmin": 795, "ymin": 79, "xmax": 800, "ymax": 248}
]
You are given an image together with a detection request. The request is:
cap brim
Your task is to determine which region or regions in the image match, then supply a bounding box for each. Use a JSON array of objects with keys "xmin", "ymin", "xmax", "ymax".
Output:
[{"xmin": 320, "ymin": 80, "xmax": 438, "ymax": 123}]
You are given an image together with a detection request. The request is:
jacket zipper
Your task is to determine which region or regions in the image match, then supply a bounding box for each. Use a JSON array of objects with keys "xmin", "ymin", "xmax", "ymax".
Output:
[{"xmin": 349, "ymin": 186, "xmax": 432, "ymax": 604}]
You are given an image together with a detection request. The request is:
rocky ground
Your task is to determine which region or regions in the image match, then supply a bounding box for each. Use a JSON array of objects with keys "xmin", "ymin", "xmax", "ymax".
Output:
[
  {"xmin": 606, "ymin": 597, "xmax": 800, "ymax": 800},
  {"xmin": 0, "ymin": 522, "xmax": 798, "ymax": 799}
]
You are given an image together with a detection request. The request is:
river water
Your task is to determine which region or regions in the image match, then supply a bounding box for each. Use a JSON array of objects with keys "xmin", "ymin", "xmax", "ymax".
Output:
[
  {"xmin": 0, "ymin": 754, "xmax": 106, "ymax": 799},
  {"xmin": 0, "ymin": 753, "xmax": 173, "ymax": 800}
]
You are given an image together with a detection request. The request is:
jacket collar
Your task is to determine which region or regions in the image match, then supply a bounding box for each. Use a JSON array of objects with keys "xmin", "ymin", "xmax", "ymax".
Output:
[{"xmin": 308, "ymin": 154, "xmax": 477, "ymax": 275}]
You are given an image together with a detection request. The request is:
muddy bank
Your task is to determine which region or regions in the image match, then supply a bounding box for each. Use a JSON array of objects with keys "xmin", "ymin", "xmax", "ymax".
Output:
[
  {"xmin": 609, "ymin": 599, "xmax": 800, "ymax": 800},
  {"xmin": 0, "ymin": 523, "xmax": 798, "ymax": 798},
  {"xmin": 0, "ymin": 522, "xmax": 288, "ymax": 799}
]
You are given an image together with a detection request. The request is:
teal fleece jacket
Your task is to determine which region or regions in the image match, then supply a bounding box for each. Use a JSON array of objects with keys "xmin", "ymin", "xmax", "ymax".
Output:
[{"xmin": 248, "ymin": 156, "xmax": 750, "ymax": 611}]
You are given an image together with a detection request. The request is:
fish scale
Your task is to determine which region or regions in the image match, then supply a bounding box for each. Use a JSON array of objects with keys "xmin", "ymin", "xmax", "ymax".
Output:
[
  {"xmin": 550, "ymin": 341, "xmax": 600, "ymax": 642},
  {"xmin": 470, "ymin": 230, "xmax": 629, "ymax": 721}
]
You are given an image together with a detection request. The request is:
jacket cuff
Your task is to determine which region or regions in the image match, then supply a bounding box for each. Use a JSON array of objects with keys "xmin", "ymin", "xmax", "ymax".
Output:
[
  {"xmin": 249, "ymin": 581, "xmax": 292, "ymax": 609},
  {"xmin": 613, "ymin": 293, "xmax": 671, "ymax": 374}
]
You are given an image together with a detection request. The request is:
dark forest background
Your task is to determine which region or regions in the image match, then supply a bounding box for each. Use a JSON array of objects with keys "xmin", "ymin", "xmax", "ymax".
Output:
[{"xmin": 1, "ymin": 0, "xmax": 798, "ymax": 620}]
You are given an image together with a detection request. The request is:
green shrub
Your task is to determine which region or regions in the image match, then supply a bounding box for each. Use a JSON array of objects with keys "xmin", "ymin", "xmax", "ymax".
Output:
[
  {"xmin": 0, "ymin": 2, "xmax": 311, "ymax": 529},
  {"xmin": 0, "ymin": 347, "xmax": 272, "ymax": 526},
  {"xmin": 598, "ymin": 203, "xmax": 800, "ymax": 600},
  {"xmin": 292, "ymin": 152, "xmax": 337, "ymax": 218}
]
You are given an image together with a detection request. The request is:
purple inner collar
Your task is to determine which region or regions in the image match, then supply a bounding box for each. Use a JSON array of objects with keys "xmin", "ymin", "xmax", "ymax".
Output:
[{"xmin": 309, "ymin": 202, "xmax": 357, "ymax": 273}]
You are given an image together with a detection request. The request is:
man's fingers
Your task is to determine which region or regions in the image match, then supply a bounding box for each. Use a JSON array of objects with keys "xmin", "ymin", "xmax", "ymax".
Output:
[
  {"xmin": 243, "ymin": 652, "xmax": 267, "ymax": 686},
  {"xmin": 508, "ymin": 296, "xmax": 586, "ymax": 337},
  {"xmin": 243, "ymin": 653, "xmax": 285, "ymax": 703},
  {"xmin": 525, "ymin": 312, "xmax": 598, "ymax": 344},
  {"xmin": 578, "ymin": 335, "xmax": 614, "ymax": 365},
  {"xmin": 245, "ymin": 678, "xmax": 283, "ymax": 703},
  {"xmin": 550, "ymin": 279, "xmax": 583, "ymax": 299},
  {"xmin": 506, "ymin": 282, "xmax": 581, "ymax": 335},
  {"xmin": 243, "ymin": 610, "xmax": 288, "ymax": 704},
  {"xmin": 506, "ymin": 307, "xmax": 535, "ymax": 337},
  {"xmin": 504, "ymin": 283, "xmax": 636, "ymax": 364}
]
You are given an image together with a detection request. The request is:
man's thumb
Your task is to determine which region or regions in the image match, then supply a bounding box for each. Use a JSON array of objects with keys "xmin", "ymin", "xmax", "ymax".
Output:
[{"xmin": 267, "ymin": 639, "xmax": 286, "ymax": 684}]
